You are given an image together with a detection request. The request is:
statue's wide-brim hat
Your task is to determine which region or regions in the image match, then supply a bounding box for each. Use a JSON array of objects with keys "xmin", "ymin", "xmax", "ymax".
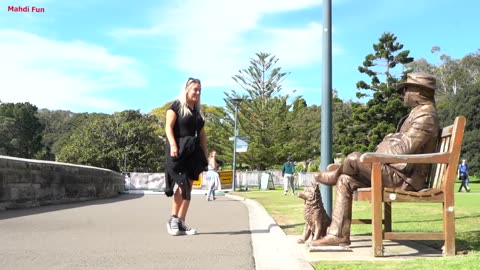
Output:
[{"xmin": 397, "ymin": 72, "xmax": 437, "ymax": 92}]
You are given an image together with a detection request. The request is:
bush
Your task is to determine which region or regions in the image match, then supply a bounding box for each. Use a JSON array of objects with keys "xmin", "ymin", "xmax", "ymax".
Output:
[
  {"xmin": 295, "ymin": 163, "xmax": 305, "ymax": 172},
  {"xmin": 308, "ymin": 162, "xmax": 319, "ymax": 172}
]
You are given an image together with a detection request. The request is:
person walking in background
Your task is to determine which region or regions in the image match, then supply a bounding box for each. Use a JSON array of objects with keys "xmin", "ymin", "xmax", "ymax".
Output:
[
  {"xmin": 458, "ymin": 159, "xmax": 470, "ymax": 192},
  {"xmin": 206, "ymin": 150, "xmax": 220, "ymax": 201},
  {"xmin": 282, "ymin": 156, "xmax": 296, "ymax": 195},
  {"xmin": 164, "ymin": 77, "xmax": 208, "ymax": 236}
]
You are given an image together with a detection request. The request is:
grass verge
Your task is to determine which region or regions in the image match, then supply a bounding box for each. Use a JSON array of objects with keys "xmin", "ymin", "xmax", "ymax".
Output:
[{"xmin": 233, "ymin": 181, "xmax": 480, "ymax": 269}]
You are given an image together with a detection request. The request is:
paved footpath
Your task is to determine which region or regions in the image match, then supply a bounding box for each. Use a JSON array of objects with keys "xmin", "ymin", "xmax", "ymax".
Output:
[
  {"xmin": 0, "ymin": 194, "xmax": 256, "ymax": 270},
  {"xmin": 0, "ymin": 192, "xmax": 443, "ymax": 270},
  {"xmin": 0, "ymin": 193, "xmax": 311, "ymax": 270}
]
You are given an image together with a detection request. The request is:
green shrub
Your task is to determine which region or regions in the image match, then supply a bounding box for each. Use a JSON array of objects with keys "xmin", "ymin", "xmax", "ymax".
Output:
[{"xmin": 308, "ymin": 162, "xmax": 319, "ymax": 172}]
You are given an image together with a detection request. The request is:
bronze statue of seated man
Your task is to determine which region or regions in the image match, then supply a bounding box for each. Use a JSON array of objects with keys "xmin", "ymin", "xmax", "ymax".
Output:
[{"xmin": 312, "ymin": 72, "xmax": 440, "ymax": 246}]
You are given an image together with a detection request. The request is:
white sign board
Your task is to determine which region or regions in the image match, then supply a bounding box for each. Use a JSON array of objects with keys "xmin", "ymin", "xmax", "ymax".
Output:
[
  {"xmin": 236, "ymin": 137, "xmax": 248, "ymax": 152},
  {"xmin": 229, "ymin": 136, "xmax": 249, "ymax": 153}
]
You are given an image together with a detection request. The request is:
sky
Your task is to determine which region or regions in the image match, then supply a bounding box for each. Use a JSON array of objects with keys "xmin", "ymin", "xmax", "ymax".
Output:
[{"xmin": 1, "ymin": 0, "xmax": 479, "ymax": 114}]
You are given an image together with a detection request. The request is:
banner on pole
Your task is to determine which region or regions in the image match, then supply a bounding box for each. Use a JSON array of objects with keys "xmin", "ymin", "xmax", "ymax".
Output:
[{"xmin": 229, "ymin": 136, "xmax": 249, "ymax": 153}]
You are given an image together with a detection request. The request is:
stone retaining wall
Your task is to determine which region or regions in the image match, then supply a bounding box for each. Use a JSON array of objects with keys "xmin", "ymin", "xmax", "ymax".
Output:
[{"xmin": 0, "ymin": 155, "xmax": 124, "ymax": 210}]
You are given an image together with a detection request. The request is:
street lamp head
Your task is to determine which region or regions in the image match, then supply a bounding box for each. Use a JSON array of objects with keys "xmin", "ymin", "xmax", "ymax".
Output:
[{"xmin": 230, "ymin": 98, "xmax": 243, "ymax": 106}]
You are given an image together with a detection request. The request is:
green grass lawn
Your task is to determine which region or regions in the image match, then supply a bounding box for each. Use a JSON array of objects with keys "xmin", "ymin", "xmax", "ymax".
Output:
[{"xmin": 233, "ymin": 181, "xmax": 480, "ymax": 269}]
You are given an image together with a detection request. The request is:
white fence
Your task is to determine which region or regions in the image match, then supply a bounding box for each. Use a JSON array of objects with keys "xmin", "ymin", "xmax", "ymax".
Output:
[
  {"xmin": 124, "ymin": 172, "xmax": 165, "ymax": 190},
  {"xmin": 124, "ymin": 171, "xmax": 317, "ymax": 190},
  {"xmin": 237, "ymin": 171, "xmax": 316, "ymax": 190}
]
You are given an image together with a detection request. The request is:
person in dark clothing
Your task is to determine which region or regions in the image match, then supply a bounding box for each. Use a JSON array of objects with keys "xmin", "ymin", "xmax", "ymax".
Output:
[
  {"xmin": 165, "ymin": 77, "xmax": 208, "ymax": 236},
  {"xmin": 458, "ymin": 159, "xmax": 470, "ymax": 192},
  {"xmin": 282, "ymin": 156, "xmax": 296, "ymax": 195}
]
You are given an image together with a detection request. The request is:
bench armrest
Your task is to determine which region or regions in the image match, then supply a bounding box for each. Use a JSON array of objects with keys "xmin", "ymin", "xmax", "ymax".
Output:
[{"xmin": 360, "ymin": 152, "xmax": 451, "ymax": 165}]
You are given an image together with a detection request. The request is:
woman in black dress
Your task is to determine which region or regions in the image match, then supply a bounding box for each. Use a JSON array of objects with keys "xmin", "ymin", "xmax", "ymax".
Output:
[{"xmin": 165, "ymin": 78, "xmax": 208, "ymax": 236}]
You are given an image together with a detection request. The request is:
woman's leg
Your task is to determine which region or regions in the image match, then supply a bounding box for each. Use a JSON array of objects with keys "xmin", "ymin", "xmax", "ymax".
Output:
[
  {"xmin": 171, "ymin": 187, "xmax": 183, "ymax": 216},
  {"xmin": 177, "ymin": 181, "xmax": 196, "ymax": 235},
  {"xmin": 168, "ymin": 180, "xmax": 196, "ymax": 235},
  {"xmin": 167, "ymin": 185, "xmax": 184, "ymax": 236},
  {"xmin": 177, "ymin": 181, "xmax": 193, "ymax": 220}
]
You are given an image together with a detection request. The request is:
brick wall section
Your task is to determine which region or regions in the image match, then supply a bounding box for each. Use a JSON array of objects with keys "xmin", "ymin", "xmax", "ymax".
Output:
[{"xmin": 0, "ymin": 155, "xmax": 125, "ymax": 210}]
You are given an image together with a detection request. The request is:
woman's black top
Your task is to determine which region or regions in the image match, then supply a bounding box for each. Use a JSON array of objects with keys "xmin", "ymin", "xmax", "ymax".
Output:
[{"xmin": 169, "ymin": 100, "xmax": 204, "ymax": 137}]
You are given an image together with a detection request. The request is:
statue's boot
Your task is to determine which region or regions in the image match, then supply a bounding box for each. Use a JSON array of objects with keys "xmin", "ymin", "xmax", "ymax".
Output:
[
  {"xmin": 313, "ymin": 170, "xmax": 340, "ymax": 186},
  {"xmin": 311, "ymin": 233, "xmax": 351, "ymax": 246},
  {"xmin": 311, "ymin": 175, "xmax": 353, "ymax": 246}
]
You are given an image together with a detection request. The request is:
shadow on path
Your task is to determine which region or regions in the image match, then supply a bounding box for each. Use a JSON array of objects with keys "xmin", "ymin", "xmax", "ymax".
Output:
[
  {"xmin": 0, "ymin": 194, "xmax": 143, "ymax": 220},
  {"xmin": 198, "ymin": 223, "xmax": 278, "ymax": 235},
  {"xmin": 279, "ymin": 222, "xmax": 304, "ymax": 230}
]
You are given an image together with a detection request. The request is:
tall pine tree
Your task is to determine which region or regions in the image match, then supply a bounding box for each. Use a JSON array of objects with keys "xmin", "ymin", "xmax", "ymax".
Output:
[
  {"xmin": 350, "ymin": 32, "xmax": 413, "ymax": 151},
  {"xmin": 225, "ymin": 53, "xmax": 292, "ymax": 170}
]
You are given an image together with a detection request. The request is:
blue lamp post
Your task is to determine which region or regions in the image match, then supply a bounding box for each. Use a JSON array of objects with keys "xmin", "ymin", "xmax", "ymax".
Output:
[{"xmin": 320, "ymin": 0, "xmax": 333, "ymax": 216}]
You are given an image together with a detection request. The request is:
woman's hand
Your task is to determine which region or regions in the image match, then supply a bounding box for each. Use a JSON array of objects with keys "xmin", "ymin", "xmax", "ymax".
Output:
[{"xmin": 170, "ymin": 144, "xmax": 178, "ymax": 158}]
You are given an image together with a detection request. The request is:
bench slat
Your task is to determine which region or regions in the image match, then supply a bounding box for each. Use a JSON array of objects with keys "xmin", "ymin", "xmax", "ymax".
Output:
[{"xmin": 384, "ymin": 232, "xmax": 444, "ymax": 241}]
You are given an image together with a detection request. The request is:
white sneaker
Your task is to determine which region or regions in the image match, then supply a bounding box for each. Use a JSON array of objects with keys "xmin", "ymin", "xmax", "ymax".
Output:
[{"xmin": 179, "ymin": 220, "xmax": 197, "ymax": 235}]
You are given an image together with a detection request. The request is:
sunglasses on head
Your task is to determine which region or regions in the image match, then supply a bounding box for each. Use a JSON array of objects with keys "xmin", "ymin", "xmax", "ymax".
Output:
[{"xmin": 186, "ymin": 77, "xmax": 201, "ymax": 85}]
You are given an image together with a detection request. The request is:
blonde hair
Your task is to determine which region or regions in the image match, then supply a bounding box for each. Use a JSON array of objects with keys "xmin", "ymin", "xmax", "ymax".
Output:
[{"xmin": 177, "ymin": 78, "xmax": 204, "ymax": 119}]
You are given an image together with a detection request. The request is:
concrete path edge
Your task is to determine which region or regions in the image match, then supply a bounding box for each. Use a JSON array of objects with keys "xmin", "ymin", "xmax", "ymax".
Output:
[{"xmin": 227, "ymin": 194, "xmax": 314, "ymax": 270}]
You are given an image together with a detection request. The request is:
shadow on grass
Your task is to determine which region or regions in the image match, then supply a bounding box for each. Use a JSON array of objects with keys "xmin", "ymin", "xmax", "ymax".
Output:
[
  {"xmin": 393, "ymin": 214, "xmax": 480, "ymax": 224},
  {"xmin": 284, "ymin": 223, "xmax": 480, "ymax": 254},
  {"xmin": 456, "ymin": 230, "xmax": 480, "ymax": 252},
  {"xmin": 417, "ymin": 231, "xmax": 480, "ymax": 254},
  {"xmin": 280, "ymin": 214, "xmax": 480, "ymax": 228}
]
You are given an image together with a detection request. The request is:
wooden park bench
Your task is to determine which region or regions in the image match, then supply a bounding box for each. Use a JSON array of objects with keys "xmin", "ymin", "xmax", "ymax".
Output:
[{"xmin": 329, "ymin": 115, "xmax": 466, "ymax": 257}]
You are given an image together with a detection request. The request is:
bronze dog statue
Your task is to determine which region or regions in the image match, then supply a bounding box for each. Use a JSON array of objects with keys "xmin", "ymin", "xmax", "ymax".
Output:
[{"xmin": 297, "ymin": 183, "xmax": 331, "ymax": 244}]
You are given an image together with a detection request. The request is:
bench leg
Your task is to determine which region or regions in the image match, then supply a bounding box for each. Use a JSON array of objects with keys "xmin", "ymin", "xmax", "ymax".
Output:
[
  {"xmin": 443, "ymin": 201, "xmax": 456, "ymax": 256},
  {"xmin": 372, "ymin": 203, "xmax": 383, "ymax": 256},
  {"xmin": 384, "ymin": 202, "xmax": 392, "ymax": 232},
  {"xmin": 371, "ymin": 164, "xmax": 383, "ymax": 257}
]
